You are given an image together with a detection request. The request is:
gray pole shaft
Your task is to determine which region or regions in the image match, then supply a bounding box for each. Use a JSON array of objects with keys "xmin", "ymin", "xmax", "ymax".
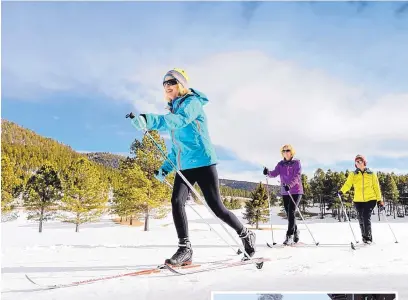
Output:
[{"xmin": 337, "ymin": 195, "xmax": 359, "ymax": 243}]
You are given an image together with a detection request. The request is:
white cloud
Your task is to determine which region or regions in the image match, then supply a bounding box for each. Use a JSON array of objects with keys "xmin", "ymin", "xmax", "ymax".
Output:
[
  {"xmin": 130, "ymin": 51, "xmax": 408, "ymax": 174},
  {"xmin": 5, "ymin": 47, "xmax": 408, "ymax": 176}
]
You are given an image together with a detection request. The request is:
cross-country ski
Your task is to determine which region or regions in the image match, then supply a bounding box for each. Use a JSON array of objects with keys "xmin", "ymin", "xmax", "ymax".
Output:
[{"xmin": 23, "ymin": 257, "xmax": 272, "ymax": 290}]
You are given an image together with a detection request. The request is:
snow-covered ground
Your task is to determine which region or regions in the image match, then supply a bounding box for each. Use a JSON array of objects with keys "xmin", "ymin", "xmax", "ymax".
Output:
[{"xmin": 2, "ymin": 205, "xmax": 407, "ymax": 300}]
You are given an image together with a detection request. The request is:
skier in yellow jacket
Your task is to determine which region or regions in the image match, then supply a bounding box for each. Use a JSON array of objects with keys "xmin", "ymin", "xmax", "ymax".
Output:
[{"xmin": 338, "ymin": 154, "xmax": 384, "ymax": 244}]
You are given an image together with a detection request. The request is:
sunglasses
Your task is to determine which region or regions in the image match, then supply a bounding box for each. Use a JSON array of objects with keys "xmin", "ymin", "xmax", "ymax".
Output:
[
  {"xmin": 163, "ymin": 79, "xmax": 178, "ymax": 87},
  {"xmin": 355, "ymin": 160, "xmax": 364, "ymax": 164},
  {"xmin": 282, "ymin": 149, "xmax": 291, "ymax": 153}
]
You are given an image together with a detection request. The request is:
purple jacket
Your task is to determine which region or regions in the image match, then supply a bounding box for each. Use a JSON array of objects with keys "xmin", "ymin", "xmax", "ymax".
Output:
[{"xmin": 267, "ymin": 159, "xmax": 304, "ymax": 195}]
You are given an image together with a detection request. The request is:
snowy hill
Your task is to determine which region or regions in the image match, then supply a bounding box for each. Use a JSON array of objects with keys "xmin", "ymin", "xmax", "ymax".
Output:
[{"xmin": 1, "ymin": 206, "xmax": 407, "ymax": 300}]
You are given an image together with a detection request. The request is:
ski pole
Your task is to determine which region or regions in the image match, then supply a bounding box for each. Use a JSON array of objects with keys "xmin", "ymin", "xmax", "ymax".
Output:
[
  {"xmin": 265, "ymin": 176, "xmax": 276, "ymax": 246},
  {"xmin": 379, "ymin": 203, "xmax": 399, "ymax": 243},
  {"xmin": 287, "ymin": 191, "xmax": 319, "ymax": 246},
  {"xmin": 337, "ymin": 194, "xmax": 359, "ymax": 248},
  {"xmin": 138, "ymin": 129, "xmax": 253, "ymax": 261}
]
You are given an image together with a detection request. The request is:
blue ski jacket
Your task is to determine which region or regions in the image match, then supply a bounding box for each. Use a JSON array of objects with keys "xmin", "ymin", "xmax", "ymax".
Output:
[{"xmin": 144, "ymin": 88, "xmax": 217, "ymax": 174}]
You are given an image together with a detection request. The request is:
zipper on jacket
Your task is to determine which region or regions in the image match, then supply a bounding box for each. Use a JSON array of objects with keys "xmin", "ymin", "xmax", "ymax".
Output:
[
  {"xmin": 286, "ymin": 164, "xmax": 290, "ymax": 193},
  {"xmin": 362, "ymin": 171, "xmax": 365, "ymax": 202}
]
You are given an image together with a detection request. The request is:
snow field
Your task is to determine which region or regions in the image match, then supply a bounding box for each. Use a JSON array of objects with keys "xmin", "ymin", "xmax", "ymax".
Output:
[{"xmin": 1, "ymin": 205, "xmax": 407, "ymax": 300}]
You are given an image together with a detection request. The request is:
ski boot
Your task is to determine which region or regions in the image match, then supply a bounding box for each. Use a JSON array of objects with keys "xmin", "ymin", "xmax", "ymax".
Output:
[
  {"xmin": 239, "ymin": 227, "xmax": 256, "ymax": 259},
  {"xmin": 165, "ymin": 238, "xmax": 193, "ymax": 266},
  {"xmin": 365, "ymin": 233, "xmax": 373, "ymax": 244},
  {"xmin": 283, "ymin": 234, "xmax": 294, "ymax": 246},
  {"xmin": 294, "ymin": 228, "xmax": 300, "ymax": 243},
  {"xmin": 362, "ymin": 235, "xmax": 372, "ymax": 244}
]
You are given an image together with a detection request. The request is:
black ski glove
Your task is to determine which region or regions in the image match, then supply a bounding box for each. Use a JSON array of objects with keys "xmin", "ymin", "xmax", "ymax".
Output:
[
  {"xmin": 263, "ymin": 167, "xmax": 269, "ymax": 176},
  {"xmin": 126, "ymin": 112, "xmax": 147, "ymax": 121},
  {"xmin": 126, "ymin": 112, "xmax": 135, "ymax": 119},
  {"xmin": 337, "ymin": 190, "xmax": 343, "ymax": 197},
  {"xmin": 377, "ymin": 201, "xmax": 385, "ymax": 211},
  {"xmin": 283, "ymin": 184, "xmax": 290, "ymax": 192}
]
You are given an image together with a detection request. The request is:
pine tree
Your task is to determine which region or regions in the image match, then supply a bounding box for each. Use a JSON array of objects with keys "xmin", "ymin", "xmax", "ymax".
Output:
[
  {"xmin": 383, "ymin": 174, "xmax": 399, "ymax": 202},
  {"xmin": 243, "ymin": 183, "xmax": 269, "ymax": 229},
  {"xmin": 323, "ymin": 169, "xmax": 336, "ymax": 196},
  {"xmin": 269, "ymin": 192, "xmax": 279, "ymax": 207},
  {"xmin": 396, "ymin": 174, "xmax": 408, "ymax": 197},
  {"xmin": 23, "ymin": 162, "xmax": 62, "ymax": 232},
  {"xmin": 112, "ymin": 158, "xmax": 150, "ymax": 225},
  {"xmin": 231, "ymin": 197, "xmax": 241, "ymax": 209},
  {"xmin": 131, "ymin": 131, "xmax": 171, "ymax": 231},
  {"xmin": 222, "ymin": 197, "xmax": 231, "ymax": 209},
  {"xmin": 1, "ymin": 155, "xmax": 21, "ymax": 214},
  {"xmin": 377, "ymin": 171, "xmax": 387, "ymax": 194},
  {"xmin": 60, "ymin": 158, "xmax": 108, "ymax": 232},
  {"xmin": 301, "ymin": 174, "xmax": 312, "ymax": 213},
  {"xmin": 310, "ymin": 168, "xmax": 326, "ymax": 199},
  {"xmin": 327, "ymin": 171, "xmax": 347, "ymax": 220}
]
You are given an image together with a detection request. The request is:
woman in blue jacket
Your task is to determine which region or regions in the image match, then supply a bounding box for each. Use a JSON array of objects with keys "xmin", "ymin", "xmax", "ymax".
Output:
[{"xmin": 128, "ymin": 68, "xmax": 256, "ymax": 266}]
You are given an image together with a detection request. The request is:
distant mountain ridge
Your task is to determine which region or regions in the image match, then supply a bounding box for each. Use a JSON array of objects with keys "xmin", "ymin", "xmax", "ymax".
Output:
[{"xmin": 219, "ymin": 178, "xmax": 280, "ymax": 194}]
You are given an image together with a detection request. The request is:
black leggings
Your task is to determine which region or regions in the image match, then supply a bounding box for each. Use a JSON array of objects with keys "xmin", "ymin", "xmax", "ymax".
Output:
[
  {"xmin": 282, "ymin": 194, "xmax": 302, "ymax": 236},
  {"xmin": 354, "ymin": 200, "xmax": 377, "ymax": 240},
  {"xmin": 171, "ymin": 165, "xmax": 244, "ymax": 239}
]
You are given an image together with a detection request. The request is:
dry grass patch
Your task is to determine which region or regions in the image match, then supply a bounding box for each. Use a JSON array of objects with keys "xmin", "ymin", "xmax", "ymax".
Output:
[{"xmin": 112, "ymin": 218, "xmax": 143, "ymax": 227}]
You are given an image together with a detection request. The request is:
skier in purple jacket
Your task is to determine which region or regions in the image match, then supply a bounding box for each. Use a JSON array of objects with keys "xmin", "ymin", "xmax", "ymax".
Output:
[{"xmin": 263, "ymin": 144, "xmax": 304, "ymax": 245}]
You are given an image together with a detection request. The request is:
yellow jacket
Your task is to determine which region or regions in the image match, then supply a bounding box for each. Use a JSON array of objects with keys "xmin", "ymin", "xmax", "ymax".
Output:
[{"xmin": 340, "ymin": 168, "xmax": 382, "ymax": 202}]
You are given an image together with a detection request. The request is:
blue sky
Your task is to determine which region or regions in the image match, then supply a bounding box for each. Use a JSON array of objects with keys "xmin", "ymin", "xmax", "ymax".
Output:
[
  {"xmin": 2, "ymin": 2, "xmax": 408, "ymax": 183},
  {"xmin": 213, "ymin": 293, "xmax": 329, "ymax": 300}
]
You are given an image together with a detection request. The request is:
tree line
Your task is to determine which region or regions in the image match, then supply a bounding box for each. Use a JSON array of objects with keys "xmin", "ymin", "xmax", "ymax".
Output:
[
  {"xmin": 2, "ymin": 120, "xmax": 407, "ymax": 231},
  {"xmin": 220, "ymin": 186, "xmax": 252, "ymax": 198},
  {"xmin": 242, "ymin": 169, "xmax": 408, "ymax": 228}
]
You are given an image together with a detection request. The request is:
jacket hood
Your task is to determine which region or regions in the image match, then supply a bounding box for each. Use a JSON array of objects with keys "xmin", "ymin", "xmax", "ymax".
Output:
[
  {"xmin": 167, "ymin": 88, "xmax": 209, "ymax": 110},
  {"xmin": 189, "ymin": 88, "xmax": 209, "ymax": 105}
]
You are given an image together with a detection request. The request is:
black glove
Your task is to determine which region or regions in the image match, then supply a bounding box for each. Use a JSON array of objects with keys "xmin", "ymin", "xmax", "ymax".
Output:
[
  {"xmin": 337, "ymin": 190, "xmax": 343, "ymax": 197},
  {"xmin": 263, "ymin": 167, "xmax": 269, "ymax": 176},
  {"xmin": 377, "ymin": 201, "xmax": 385, "ymax": 211},
  {"xmin": 126, "ymin": 112, "xmax": 135, "ymax": 119},
  {"xmin": 284, "ymin": 184, "xmax": 290, "ymax": 192}
]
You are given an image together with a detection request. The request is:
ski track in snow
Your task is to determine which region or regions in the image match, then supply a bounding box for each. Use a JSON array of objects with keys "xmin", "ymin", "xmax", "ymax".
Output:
[{"xmin": 1, "ymin": 206, "xmax": 407, "ymax": 300}]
